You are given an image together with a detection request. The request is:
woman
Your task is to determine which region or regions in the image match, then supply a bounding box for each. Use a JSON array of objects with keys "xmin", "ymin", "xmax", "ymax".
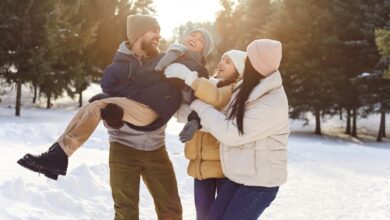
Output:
[
  {"xmin": 174, "ymin": 50, "xmax": 246, "ymax": 220},
  {"xmin": 165, "ymin": 39, "xmax": 289, "ymax": 219}
]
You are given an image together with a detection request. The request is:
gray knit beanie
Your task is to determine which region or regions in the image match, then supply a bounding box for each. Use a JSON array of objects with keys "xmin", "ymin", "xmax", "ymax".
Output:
[
  {"xmin": 184, "ymin": 28, "xmax": 215, "ymax": 58},
  {"xmin": 127, "ymin": 15, "xmax": 160, "ymax": 45}
]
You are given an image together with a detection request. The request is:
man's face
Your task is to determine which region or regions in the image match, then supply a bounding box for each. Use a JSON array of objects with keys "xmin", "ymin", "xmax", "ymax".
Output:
[{"xmin": 141, "ymin": 27, "xmax": 161, "ymax": 57}]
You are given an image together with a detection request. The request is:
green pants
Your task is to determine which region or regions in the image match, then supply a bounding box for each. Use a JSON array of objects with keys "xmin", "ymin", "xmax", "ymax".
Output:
[{"xmin": 109, "ymin": 142, "xmax": 182, "ymax": 220}]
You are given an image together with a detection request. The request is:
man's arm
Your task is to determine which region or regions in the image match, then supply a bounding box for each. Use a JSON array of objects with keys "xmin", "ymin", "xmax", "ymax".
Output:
[{"xmin": 101, "ymin": 63, "xmax": 130, "ymax": 97}]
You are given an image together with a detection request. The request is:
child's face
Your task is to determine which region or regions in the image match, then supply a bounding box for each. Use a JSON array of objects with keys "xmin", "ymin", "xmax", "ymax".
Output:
[
  {"xmin": 183, "ymin": 32, "xmax": 205, "ymax": 54},
  {"xmin": 215, "ymin": 55, "xmax": 238, "ymax": 81}
]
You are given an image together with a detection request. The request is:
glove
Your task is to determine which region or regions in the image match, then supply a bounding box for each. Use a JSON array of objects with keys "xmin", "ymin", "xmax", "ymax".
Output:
[
  {"xmin": 100, "ymin": 103, "xmax": 124, "ymax": 129},
  {"xmin": 155, "ymin": 51, "xmax": 181, "ymax": 71},
  {"xmin": 164, "ymin": 63, "xmax": 198, "ymax": 86},
  {"xmin": 155, "ymin": 43, "xmax": 188, "ymax": 71},
  {"xmin": 179, "ymin": 119, "xmax": 200, "ymax": 143},
  {"xmin": 88, "ymin": 93, "xmax": 110, "ymax": 103}
]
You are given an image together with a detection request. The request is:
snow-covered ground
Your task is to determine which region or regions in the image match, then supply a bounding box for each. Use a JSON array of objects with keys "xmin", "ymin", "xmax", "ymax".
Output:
[{"xmin": 0, "ymin": 84, "xmax": 389, "ymax": 220}]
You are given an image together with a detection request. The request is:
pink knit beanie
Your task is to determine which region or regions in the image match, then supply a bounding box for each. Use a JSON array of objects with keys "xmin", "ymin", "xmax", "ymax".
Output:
[{"xmin": 247, "ymin": 39, "xmax": 282, "ymax": 76}]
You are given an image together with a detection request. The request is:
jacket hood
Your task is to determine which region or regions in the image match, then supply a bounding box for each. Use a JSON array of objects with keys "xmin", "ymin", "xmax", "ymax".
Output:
[{"xmin": 113, "ymin": 41, "xmax": 137, "ymax": 63}]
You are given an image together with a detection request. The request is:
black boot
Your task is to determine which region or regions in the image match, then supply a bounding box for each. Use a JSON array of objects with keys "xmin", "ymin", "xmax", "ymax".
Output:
[{"xmin": 17, "ymin": 143, "xmax": 68, "ymax": 180}]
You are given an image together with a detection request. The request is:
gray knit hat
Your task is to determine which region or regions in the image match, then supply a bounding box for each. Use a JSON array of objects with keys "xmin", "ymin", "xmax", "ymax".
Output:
[
  {"xmin": 127, "ymin": 15, "xmax": 160, "ymax": 45},
  {"xmin": 184, "ymin": 28, "xmax": 215, "ymax": 58}
]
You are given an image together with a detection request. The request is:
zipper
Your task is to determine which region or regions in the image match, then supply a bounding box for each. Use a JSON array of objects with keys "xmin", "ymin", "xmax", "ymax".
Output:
[
  {"xmin": 128, "ymin": 63, "xmax": 133, "ymax": 80},
  {"xmin": 197, "ymin": 132, "xmax": 203, "ymax": 179}
]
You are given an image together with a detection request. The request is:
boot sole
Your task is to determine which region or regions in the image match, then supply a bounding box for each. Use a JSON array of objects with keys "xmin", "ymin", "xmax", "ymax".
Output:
[
  {"xmin": 17, "ymin": 158, "xmax": 60, "ymax": 180},
  {"xmin": 19, "ymin": 154, "xmax": 67, "ymax": 176}
]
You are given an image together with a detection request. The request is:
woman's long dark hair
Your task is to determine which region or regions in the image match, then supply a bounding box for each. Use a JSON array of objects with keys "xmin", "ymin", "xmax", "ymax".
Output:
[{"xmin": 227, "ymin": 58, "xmax": 265, "ymax": 135}]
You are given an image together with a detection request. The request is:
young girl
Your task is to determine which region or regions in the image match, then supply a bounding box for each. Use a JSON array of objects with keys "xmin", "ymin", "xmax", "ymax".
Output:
[
  {"xmin": 180, "ymin": 50, "xmax": 246, "ymax": 220},
  {"xmin": 165, "ymin": 39, "xmax": 289, "ymax": 220}
]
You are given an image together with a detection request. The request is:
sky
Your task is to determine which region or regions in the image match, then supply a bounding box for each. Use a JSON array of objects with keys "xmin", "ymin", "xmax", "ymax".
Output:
[{"xmin": 152, "ymin": 0, "xmax": 223, "ymax": 39}]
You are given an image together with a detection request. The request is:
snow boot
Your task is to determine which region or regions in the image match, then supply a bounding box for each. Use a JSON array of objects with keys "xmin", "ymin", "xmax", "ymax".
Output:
[{"xmin": 17, "ymin": 143, "xmax": 68, "ymax": 180}]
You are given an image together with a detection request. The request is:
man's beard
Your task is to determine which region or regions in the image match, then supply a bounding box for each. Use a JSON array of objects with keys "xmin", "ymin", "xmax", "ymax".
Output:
[{"xmin": 141, "ymin": 39, "xmax": 159, "ymax": 57}]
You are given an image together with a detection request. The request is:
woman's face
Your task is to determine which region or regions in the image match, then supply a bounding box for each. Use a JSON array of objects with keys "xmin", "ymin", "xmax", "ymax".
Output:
[
  {"xmin": 183, "ymin": 32, "xmax": 205, "ymax": 54},
  {"xmin": 215, "ymin": 55, "xmax": 238, "ymax": 81}
]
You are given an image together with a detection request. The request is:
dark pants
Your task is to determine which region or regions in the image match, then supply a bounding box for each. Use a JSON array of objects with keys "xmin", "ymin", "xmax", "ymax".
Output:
[
  {"xmin": 194, "ymin": 178, "xmax": 227, "ymax": 220},
  {"xmin": 109, "ymin": 142, "xmax": 182, "ymax": 220},
  {"xmin": 206, "ymin": 179, "xmax": 279, "ymax": 220}
]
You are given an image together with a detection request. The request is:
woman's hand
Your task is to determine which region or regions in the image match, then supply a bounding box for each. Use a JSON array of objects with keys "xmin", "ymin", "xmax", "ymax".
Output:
[{"xmin": 164, "ymin": 63, "xmax": 198, "ymax": 86}]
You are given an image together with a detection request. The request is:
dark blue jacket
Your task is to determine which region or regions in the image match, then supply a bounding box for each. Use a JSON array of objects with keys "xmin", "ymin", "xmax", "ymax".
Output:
[{"xmin": 101, "ymin": 51, "xmax": 208, "ymax": 131}]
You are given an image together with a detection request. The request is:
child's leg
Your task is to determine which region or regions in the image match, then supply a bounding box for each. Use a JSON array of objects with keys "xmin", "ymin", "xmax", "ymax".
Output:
[
  {"xmin": 58, "ymin": 98, "xmax": 158, "ymax": 156},
  {"xmin": 103, "ymin": 97, "xmax": 159, "ymax": 126}
]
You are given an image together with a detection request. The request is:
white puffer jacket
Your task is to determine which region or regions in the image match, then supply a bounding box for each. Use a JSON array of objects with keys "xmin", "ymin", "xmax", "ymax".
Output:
[{"xmin": 191, "ymin": 71, "xmax": 289, "ymax": 187}]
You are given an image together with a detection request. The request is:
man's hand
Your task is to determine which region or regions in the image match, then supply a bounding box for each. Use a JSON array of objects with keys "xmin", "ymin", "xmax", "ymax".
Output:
[
  {"xmin": 88, "ymin": 93, "xmax": 110, "ymax": 103},
  {"xmin": 164, "ymin": 63, "xmax": 198, "ymax": 86},
  {"xmin": 179, "ymin": 120, "xmax": 200, "ymax": 143}
]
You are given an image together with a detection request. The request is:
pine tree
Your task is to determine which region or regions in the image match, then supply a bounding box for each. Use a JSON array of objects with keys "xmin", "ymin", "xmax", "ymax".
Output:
[
  {"xmin": 266, "ymin": 0, "xmax": 337, "ymax": 135},
  {"xmin": 213, "ymin": 0, "xmax": 277, "ymax": 74},
  {"xmin": 234, "ymin": 0, "xmax": 275, "ymax": 49},
  {"xmin": 0, "ymin": 0, "xmax": 60, "ymax": 114},
  {"xmin": 333, "ymin": 0, "xmax": 389, "ymax": 137},
  {"xmin": 372, "ymin": 4, "xmax": 390, "ymax": 141},
  {"xmin": 215, "ymin": 0, "xmax": 239, "ymax": 54}
]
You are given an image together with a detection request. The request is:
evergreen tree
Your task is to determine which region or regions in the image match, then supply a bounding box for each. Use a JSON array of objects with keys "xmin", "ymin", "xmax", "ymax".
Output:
[
  {"xmin": 371, "ymin": 4, "xmax": 390, "ymax": 141},
  {"xmin": 0, "ymin": 0, "xmax": 60, "ymax": 114},
  {"xmin": 215, "ymin": 0, "xmax": 239, "ymax": 54},
  {"xmin": 266, "ymin": 0, "xmax": 337, "ymax": 135},
  {"xmin": 334, "ymin": 0, "xmax": 389, "ymax": 137},
  {"xmin": 234, "ymin": 0, "xmax": 275, "ymax": 49}
]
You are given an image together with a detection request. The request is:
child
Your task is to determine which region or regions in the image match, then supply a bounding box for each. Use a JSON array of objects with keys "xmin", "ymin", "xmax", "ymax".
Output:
[{"xmin": 163, "ymin": 49, "xmax": 246, "ymax": 219}]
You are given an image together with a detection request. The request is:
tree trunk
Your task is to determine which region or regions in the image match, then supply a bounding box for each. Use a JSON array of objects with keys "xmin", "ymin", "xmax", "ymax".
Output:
[
  {"xmin": 78, "ymin": 90, "xmax": 83, "ymax": 108},
  {"xmin": 352, "ymin": 108, "xmax": 357, "ymax": 137},
  {"xmin": 315, "ymin": 109, "xmax": 322, "ymax": 135},
  {"xmin": 32, "ymin": 83, "xmax": 37, "ymax": 104},
  {"xmin": 46, "ymin": 93, "xmax": 51, "ymax": 109},
  {"xmin": 339, "ymin": 107, "xmax": 343, "ymax": 120},
  {"xmin": 377, "ymin": 108, "xmax": 385, "ymax": 142},
  {"xmin": 15, "ymin": 74, "xmax": 22, "ymax": 116},
  {"xmin": 383, "ymin": 113, "xmax": 386, "ymax": 138},
  {"xmin": 345, "ymin": 108, "xmax": 351, "ymax": 134}
]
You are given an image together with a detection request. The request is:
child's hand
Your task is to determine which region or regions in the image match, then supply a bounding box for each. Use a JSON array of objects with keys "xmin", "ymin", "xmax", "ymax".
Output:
[
  {"xmin": 155, "ymin": 43, "xmax": 188, "ymax": 71},
  {"xmin": 164, "ymin": 63, "xmax": 198, "ymax": 86},
  {"xmin": 155, "ymin": 50, "xmax": 181, "ymax": 71},
  {"xmin": 179, "ymin": 120, "xmax": 200, "ymax": 143}
]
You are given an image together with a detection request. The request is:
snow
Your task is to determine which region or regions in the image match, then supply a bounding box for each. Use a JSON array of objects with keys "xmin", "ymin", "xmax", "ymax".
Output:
[{"xmin": 0, "ymin": 84, "xmax": 389, "ymax": 220}]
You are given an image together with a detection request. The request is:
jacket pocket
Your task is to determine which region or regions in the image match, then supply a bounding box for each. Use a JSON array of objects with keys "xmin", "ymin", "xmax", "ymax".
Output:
[
  {"xmin": 255, "ymin": 141, "xmax": 287, "ymax": 185},
  {"xmin": 266, "ymin": 140, "xmax": 288, "ymax": 167},
  {"xmin": 222, "ymin": 146, "xmax": 256, "ymax": 175}
]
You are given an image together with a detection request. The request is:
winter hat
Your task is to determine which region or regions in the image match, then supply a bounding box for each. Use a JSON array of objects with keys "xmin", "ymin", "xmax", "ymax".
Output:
[
  {"xmin": 101, "ymin": 104, "xmax": 124, "ymax": 129},
  {"xmin": 247, "ymin": 39, "xmax": 282, "ymax": 77},
  {"xmin": 184, "ymin": 28, "xmax": 215, "ymax": 58},
  {"xmin": 222, "ymin": 50, "xmax": 247, "ymax": 77},
  {"xmin": 127, "ymin": 15, "xmax": 160, "ymax": 45}
]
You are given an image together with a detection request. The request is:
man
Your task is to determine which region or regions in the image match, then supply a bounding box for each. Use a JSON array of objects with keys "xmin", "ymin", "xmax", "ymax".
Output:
[
  {"xmin": 101, "ymin": 15, "xmax": 182, "ymax": 220},
  {"xmin": 18, "ymin": 14, "xmax": 183, "ymax": 220}
]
